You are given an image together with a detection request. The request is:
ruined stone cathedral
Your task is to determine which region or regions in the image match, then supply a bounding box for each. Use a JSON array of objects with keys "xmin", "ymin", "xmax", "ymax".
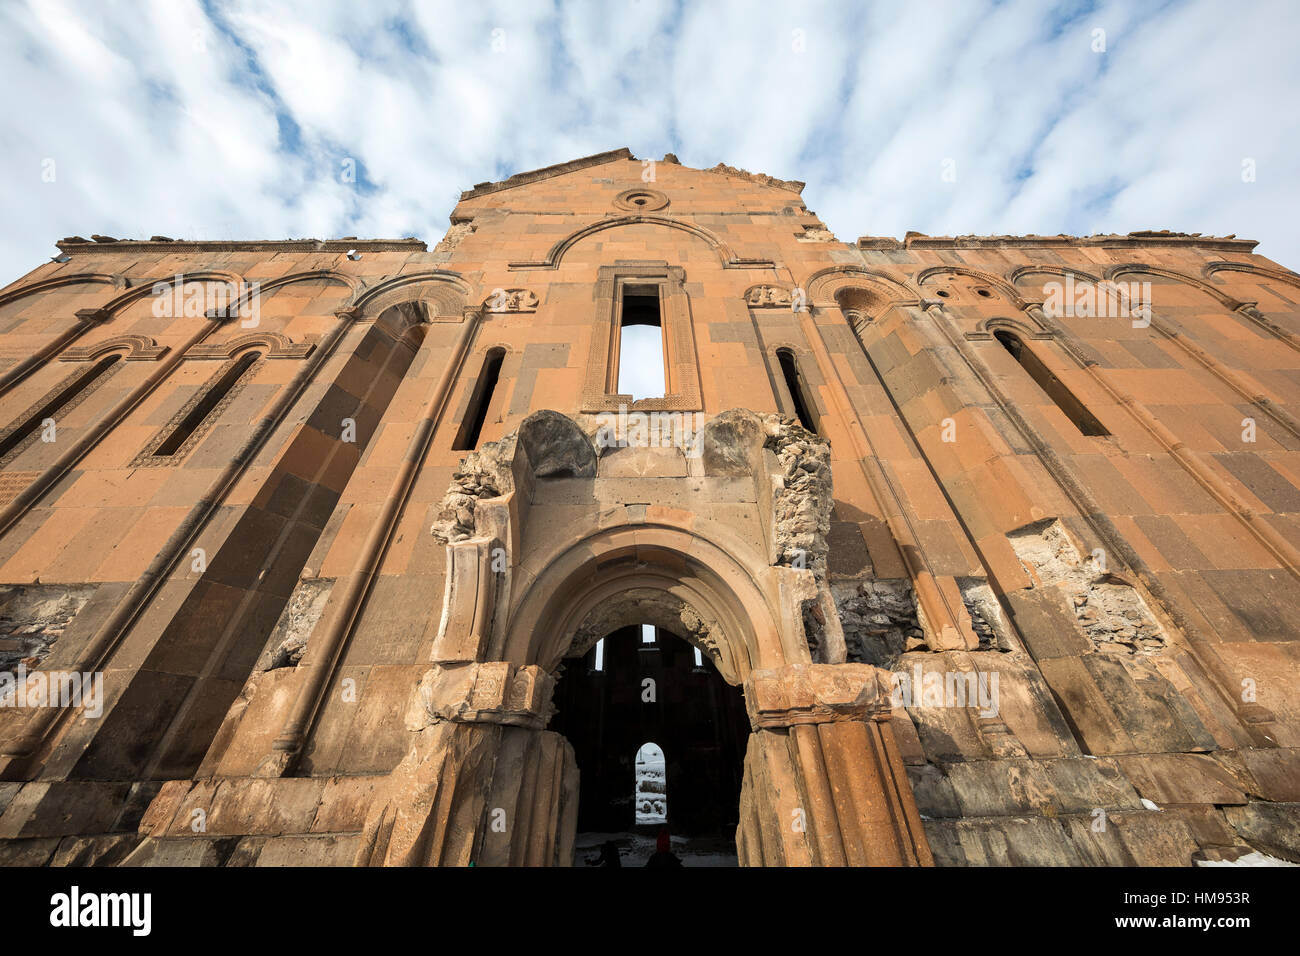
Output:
[{"xmin": 0, "ymin": 147, "xmax": 1297, "ymax": 867}]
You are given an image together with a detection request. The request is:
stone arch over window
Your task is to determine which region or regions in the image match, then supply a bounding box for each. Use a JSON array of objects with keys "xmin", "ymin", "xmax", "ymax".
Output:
[
  {"xmin": 966, "ymin": 314, "xmax": 1053, "ymax": 341},
  {"xmin": 59, "ymin": 334, "xmax": 167, "ymax": 362},
  {"xmin": 186, "ymin": 331, "xmax": 313, "ymax": 360},
  {"xmin": 915, "ymin": 266, "xmax": 1027, "ymax": 308},
  {"xmin": 507, "ymin": 215, "xmax": 775, "ymax": 271},
  {"xmin": 346, "ymin": 270, "xmax": 473, "ymax": 324},
  {"xmin": 803, "ymin": 266, "xmax": 919, "ymax": 314}
]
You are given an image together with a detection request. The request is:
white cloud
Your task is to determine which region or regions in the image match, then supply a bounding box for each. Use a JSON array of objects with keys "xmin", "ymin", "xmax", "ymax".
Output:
[{"xmin": 1, "ymin": 0, "xmax": 1297, "ymax": 286}]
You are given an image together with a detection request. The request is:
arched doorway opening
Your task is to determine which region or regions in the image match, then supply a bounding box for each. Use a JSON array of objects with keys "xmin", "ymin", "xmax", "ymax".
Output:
[
  {"xmin": 498, "ymin": 521, "xmax": 797, "ymax": 866},
  {"xmin": 634, "ymin": 741, "xmax": 667, "ymax": 825},
  {"xmin": 550, "ymin": 622, "xmax": 750, "ymax": 866}
]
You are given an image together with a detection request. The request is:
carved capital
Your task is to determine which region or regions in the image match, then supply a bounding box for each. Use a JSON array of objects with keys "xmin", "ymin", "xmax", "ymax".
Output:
[
  {"xmin": 408, "ymin": 661, "xmax": 555, "ymax": 730},
  {"xmin": 743, "ymin": 663, "xmax": 894, "ymax": 730}
]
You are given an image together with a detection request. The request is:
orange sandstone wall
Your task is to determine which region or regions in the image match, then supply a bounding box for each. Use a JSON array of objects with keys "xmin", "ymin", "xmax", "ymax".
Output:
[{"xmin": 0, "ymin": 150, "xmax": 1296, "ymax": 865}]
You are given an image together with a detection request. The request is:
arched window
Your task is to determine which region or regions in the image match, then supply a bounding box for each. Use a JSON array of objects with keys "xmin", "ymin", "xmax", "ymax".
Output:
[
  {"xmin": 994, "ymin": 330, "xmax": 1109, "ymax": 437},
  {"xmin": 152, "ymin": 350, "xmax": 263, "ymax": 457},
  {"xmin": 0, "ymin": 353, "xmax": 122, "ymax": 461},
  {"xmin": 634, "ymin": 742, "xmax": 667, "ymax": 824},
  {"xmin": 776, "ymin": 348, "xmax": 819, "ymax": 433},
  {"xmin": 453, "ymin": 348, "xmax": 504, "ymax": 450}
]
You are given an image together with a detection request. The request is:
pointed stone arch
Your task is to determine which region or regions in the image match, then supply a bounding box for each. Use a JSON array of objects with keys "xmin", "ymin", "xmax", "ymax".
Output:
[
  {"xmin": 505, "ymin": 524, "xmax": 785, "ymax": 685},
  {"xmin": 59, "ymin": 334, "xmax": 166, "ymax": 362},
  {"xmin": 1203, "ymin": 260, "xmax": 1300, "ymax": 293},
  {"xmin": 802, "ymin": 265, "xmax": 921, "ymax": 311},
  {"xmin": 1007, "ymin": 263, "xmax": 1104, "ymax": 286},
  {"xmin": 186, "ymin": 331, "xmax": 313, "ymax": 360},
  {"xmin": 0, "ymin": 273, "xmax": 127, "ymax": 310},
  {"xmin": 914, "ymin": 265, "xmax": 1029, "ymax": 308},
  {"xmin": 347, "ymin": 270, "xmax": 472, "ymax": 324},
  {"xmin": 507, "ymin": 215, "xmax": 776, "ymax": 271},
  {"xmin": 1103, "ymin": 263, "xmax": 1244, "ymax": 310}
]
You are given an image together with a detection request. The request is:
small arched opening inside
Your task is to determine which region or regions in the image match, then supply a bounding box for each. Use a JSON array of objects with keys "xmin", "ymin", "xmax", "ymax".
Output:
[{"xmin": 634, "ymin": 741, "xmax": 667, "ymax": 824}]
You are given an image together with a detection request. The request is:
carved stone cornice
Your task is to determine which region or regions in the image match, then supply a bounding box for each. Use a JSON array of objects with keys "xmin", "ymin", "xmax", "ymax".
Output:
[
  {"xmin": 408, "ymin": 661, "xmax": 555, "ymax": 730},
  {"xmin": 53, "ymin": 238, "xmax": 427, "ymax": 254},
  {"xmin": 704, "ymin": 162, "xmax": 805, "ymax": 194},
  {"xmin": 858, "ymin": 230, "xmax": 1257, "ymax": 252},
  {"xmin": 743, "ymin": 663, "xmax": 895, "ymax": 730}
]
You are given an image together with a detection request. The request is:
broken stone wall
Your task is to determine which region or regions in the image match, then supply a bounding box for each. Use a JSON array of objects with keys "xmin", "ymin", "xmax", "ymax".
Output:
[{"xmin": 0, "ymin": 585, "xmax": 96, "ymax": 673}]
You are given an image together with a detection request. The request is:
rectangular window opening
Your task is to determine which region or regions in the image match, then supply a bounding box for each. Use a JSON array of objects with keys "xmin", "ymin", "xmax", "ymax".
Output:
[
  {"xmin": 996, "ymin": 332, "xmax": 1109, "ymax": 437},
  {"xmin": 453, "ymin": 349, "xmax": 504, "ymax": 450},
  {"xmin": 777, "ymin": 349, "xmax": 819, "ymax": 434},
  {"xmin": 617, "ymin": 284, "xmax": 665, "ymax": 400},
  {"xmin": 0, "ymin": 355, "xmax": 121, "ymax": 460},
  {"xmin": 153, "ymin": 351, "xmax": 260, "ymax": 457}
]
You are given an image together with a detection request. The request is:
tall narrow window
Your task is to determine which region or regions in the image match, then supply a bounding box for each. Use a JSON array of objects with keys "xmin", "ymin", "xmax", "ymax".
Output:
[
  {"xmin": 994, "ymin": 331, "xmax": 1109, "ymax": 436},
  {"xmin": 453, "ymin": 348, "xmax": 504, "ymax": 450},
  {"xmin": 777, "ymin": 348, "xmax": 819, "ymax": 433},
  {"xmin": 616, "ymin": 285, "xmax": 665, "ymax": 400},
  {"xmin": 0, "ymin": 354, "xmax": 121, "ymax": 460},
  {"xmin": 153, "ymin": 351, "xmax": 261, "ymax": 457}
]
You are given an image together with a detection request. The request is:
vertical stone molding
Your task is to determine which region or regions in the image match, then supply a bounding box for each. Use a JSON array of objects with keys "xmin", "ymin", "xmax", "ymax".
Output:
[{"xmin": 737, "ymin": 664, "xmax": 932, "ymax": 866}]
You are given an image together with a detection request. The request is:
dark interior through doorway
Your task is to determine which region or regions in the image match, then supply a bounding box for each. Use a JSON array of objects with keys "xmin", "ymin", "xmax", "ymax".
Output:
[{"xmin": 550, "ymin": 624, "xmax": 750, "ymax": 865}]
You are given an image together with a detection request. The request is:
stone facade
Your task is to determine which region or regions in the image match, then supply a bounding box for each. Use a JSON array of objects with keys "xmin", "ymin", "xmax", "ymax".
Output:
[{"xmin": 0, "ymin": 148, "xmax": 1297, "ymax": 866}]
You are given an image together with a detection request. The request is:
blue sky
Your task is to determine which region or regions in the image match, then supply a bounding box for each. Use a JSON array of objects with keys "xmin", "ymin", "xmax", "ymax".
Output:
[{"xmin": 1, "ymin": 0, "xmax": 1298, "ymax": 287}]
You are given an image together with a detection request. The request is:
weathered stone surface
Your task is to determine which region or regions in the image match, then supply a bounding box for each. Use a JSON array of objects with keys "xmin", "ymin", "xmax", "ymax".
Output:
[
  {"xmin": 0, "ymin": 150, "xmax": 1297, "ymax": 868},
  {"xmin": 0, "ymin": 585, "xmax": 96, "ymax": 671},
  {"xmin": 1224, "ymin": 803, "xmax": 1300, "ymax": 862},
  {"xmin": 835, "ymin": 578, "xmax": 923, "ymax": 665},
  {"xmin": 743, "ymin": 663, "xmax": 893, "ymax": 729},
  {"xmin": 1009, "ymin": 519, "xmax": 1166, "ymax": 656}
]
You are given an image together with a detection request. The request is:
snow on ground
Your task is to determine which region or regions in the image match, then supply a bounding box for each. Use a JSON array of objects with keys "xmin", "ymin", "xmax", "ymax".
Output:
[
  {"xmin": 1196, "ymin": 851, "xmax": 1298, "ymax": 867},
  {"xmin": 574, "ymin": 831, "xmax": 737, "ymax": 867}
]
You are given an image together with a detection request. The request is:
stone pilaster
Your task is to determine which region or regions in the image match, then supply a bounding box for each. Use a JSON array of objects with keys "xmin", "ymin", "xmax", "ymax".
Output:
[
  {"xmin": 737, "ymin": 663, "xmax": 933, "ymax": 866},
  {"xmin": 354, "ymin": 661, "xmax": 577, "ymax": 867}
]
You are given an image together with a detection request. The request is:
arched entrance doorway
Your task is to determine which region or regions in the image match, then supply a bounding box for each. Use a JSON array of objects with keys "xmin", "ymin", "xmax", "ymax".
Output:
[{"xmin": 355, "ymin": 409, "xmax": 933, "ymax": 867}]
